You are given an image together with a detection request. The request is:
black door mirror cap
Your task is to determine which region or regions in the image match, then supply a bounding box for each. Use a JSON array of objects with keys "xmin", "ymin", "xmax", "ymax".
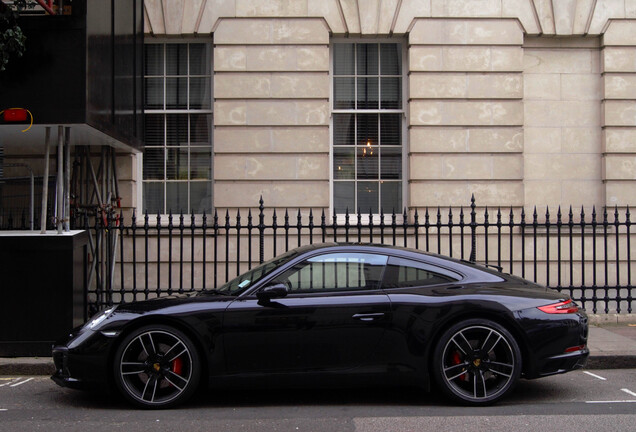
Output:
[{"xmin": 256, "ymin": 283, "xmax": 288, "ymax": 300}]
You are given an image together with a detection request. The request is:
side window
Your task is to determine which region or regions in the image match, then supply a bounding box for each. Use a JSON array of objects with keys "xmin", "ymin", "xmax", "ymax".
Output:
[
  {"xmin": 272, "ymin": 253, "xmax": 388, "ymax": 293},
  {"xmin": 382, "ymin": 257, "xmax": 459, "ymax": 289}
]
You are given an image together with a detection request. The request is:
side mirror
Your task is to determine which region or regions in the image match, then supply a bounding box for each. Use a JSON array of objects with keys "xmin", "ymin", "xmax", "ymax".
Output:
[{"xmin": 256, "ymin": 283, "xmax": 288, "ymax": 301}]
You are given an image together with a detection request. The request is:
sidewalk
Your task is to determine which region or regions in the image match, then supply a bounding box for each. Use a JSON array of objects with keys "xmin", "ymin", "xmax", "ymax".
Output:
[{"xmin": 1, "ymin": 323, "xmax": 635, "ymax": 376}]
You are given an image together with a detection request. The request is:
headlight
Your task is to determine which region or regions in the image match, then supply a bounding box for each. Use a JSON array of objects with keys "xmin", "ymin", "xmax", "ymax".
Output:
[{"xmin": 83, "ymin": 306, "xmax": 116, "ymax": 330}]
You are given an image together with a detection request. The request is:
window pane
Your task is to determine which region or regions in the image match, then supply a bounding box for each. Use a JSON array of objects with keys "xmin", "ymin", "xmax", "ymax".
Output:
[
  {"xmin": 380, "ymin": 147, "xmax": 401, "ymax": 179},
  {"xmin": 356, "ymin": 43, "xmax": 378, "ymax": 75},
  {"xmin": 189, "ymin": 43, "xmax": 211, "ymax": 75},
  {"xmin": 380, "ymin": 114, "xmax": 401, "ymax": 145},
  {"xmin": 190, "ymin": 181, "xmax": 212, "ymax": 214},
  {"xmin": 145, "ymin": 44, "xmax": 163, "ymax": 76},
  {"xmin": 334, "ymin": 182, "xmax": 354, "ymax": 214},
  {"xmin": 357, "ymin": 114, "xmax": 378, "ymax": 146},
  {"xmin": 144, "ymin": 114, "xmax": 164, "ymax": 147},
  {"xmin": 166, "ymin": 114, "xmax": 188, "ymax": 146},
  {"xmin": 166, "ymin": 77, "xmax": 187, "ymax": 109},
  {"xmin": 333, "ymin": 77, "xmax": 354, "ymax": 109},
  {"xmin": 166, "ymin": 44, "xmax": 187, "ymax": 75},
  {"xmin": 381, "ymin": 77, "xmax": 401, "ymax": 109},
  {"xmin": 143, "ymin": 182, "xmax": 164, "ymax": 214},
  {"xmin": 333, "ymin": 44, "xmax": 354, "ymax": 75},
  {"xmin": 190, "ymin": 147, "xmax": 212, "ymax": 179},
  {"xmin": 334, "ymin": 147, "xmax": 354, "ymax": 179},
  {"xmin": 358, "ymin": 182, "xmax": 379, "ymax": 214},
  {"xmin": 380, "ymin": 43, "xmax": 401, "ymax": 75},
  {"xmin": 144, "ymin": 78, "xmax": 163, "ymax": 109},
  {"xmin": 357, "ymin": 77, "xmax": 378, "ymax": 109},
  {"xmin": 143, "ymin": 148, "xmax": 165, "ymax": 180},
  {"xmin": 166, "ymin": 182, "xmax": 188, "ymax": 213},
  {"xmin": 357, "ymin": 147, "xmax": 378, "ymax": 179},
  {"xmin": 189, "ymin": 77, "xmax": 210, "ymax": 109},
  {"xmin": 381, "ymin": 181, "xmax": 402, "ymax": 213},
  {"xmin": 190, "ymin": 114, "xmax": 210, "ymax": 146},
  {"xmin": 166, "ymin": 148, "xmax": 188, "ymax": 180},
  {"xmin": 333, "ymin": 114, "xmax": 354, "ymax": 146},
  {"xmin": 382, "ymin": 257, "xmax": 456, "ymax": 289}
]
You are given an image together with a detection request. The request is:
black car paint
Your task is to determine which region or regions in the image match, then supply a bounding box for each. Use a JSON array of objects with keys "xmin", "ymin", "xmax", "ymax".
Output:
[{"xmin": 52, "ymin": 243, "xmax": 588, "ymax": 395}]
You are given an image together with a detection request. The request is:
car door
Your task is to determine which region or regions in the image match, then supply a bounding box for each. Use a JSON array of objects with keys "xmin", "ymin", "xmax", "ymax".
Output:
[{"xmin": 222, "ymin": 252, "xmax": 391, "ymax": 374}]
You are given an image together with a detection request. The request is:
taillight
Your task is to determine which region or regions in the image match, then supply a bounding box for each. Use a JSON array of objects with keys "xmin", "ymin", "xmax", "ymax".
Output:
[{"xmin": 537, "ymin": 299, "xmax": 579, "ymax": 314}]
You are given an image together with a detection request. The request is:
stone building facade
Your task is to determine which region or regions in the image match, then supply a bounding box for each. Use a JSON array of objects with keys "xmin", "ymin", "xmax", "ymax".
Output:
[{"xmin": 131, "ymin": 0, "xmax": 636, "ymax": 218}]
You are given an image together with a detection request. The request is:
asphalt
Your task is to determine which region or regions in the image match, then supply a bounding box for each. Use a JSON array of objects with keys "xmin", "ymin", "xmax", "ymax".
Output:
[{"xmin": 1, "ymin": 318, "xmax": 635, "ymax": 376}]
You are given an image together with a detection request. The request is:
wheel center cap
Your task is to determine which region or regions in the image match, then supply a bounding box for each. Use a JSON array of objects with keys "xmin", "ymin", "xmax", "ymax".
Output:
[
  {"xmin": 473, "ymin": 358, "xmax": 482, "ymax": 367},
  {"xmin": 153, "ymin": 363, "xmax": 161, "ymax": 372}
]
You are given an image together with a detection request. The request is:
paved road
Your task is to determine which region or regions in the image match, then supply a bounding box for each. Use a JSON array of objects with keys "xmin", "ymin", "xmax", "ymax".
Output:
[{"xmin": 1, "ymin": 369, "xmax": 636, "ymax": 431}]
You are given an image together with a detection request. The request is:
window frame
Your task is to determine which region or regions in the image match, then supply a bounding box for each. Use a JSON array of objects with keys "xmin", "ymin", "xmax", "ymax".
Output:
[
  {"xmin": 329, "ymin": 38, "xmax": 409, "ymax": 221},
  {"xmin": 141, "ymin": 38, "xmax": 214, "ymax": 217}
]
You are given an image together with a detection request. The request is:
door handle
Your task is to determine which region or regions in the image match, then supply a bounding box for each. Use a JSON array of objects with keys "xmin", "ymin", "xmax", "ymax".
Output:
[{"xmin": 352, "ymin": 313, "xmax": 385, "ymax": 322}]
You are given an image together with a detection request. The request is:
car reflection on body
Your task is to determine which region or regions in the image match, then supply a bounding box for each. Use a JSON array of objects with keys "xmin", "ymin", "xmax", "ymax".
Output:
[{"xmin": 52, "ymin": 243, "xmax": 589, "ymax": 408}]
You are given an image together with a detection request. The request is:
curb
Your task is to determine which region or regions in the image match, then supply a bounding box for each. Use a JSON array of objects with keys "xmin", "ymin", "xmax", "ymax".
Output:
[{"xmin": 587, "ymin": 314, "xmax": 636, "ymax": 325}]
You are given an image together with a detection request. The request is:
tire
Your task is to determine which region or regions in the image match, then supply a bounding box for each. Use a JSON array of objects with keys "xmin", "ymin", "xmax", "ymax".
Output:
[
  {"xmin": 432, "ymin": 319, "xmax": 522, "ymax": 406},
  {"xmin": 112, "ymin": 324, "xmax": 201, "ymax": 409}
]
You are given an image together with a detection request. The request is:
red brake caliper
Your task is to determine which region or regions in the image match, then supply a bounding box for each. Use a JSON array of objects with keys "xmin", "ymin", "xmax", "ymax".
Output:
[
  {"xmin": 171, "ymin": 357, "xmax": 183, "ymax": 376},
  {"xmin": 451, "ymin": 351, "xmax": 468, "ymax": 382}
]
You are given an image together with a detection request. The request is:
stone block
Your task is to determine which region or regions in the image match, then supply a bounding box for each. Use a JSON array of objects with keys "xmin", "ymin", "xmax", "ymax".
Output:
[
  {"xmin": 603, "ymin": 100, "xmax": 636, "ymax": 126},
  {"xmin": 410, "ymin": 73, "xmax": 466, "ymax": 98},
  {"xmin": 467, "ymin": 73, "xmax": 522, "ymax": 98},
  {"xmin": 339, "ymin": 0, "xmax": 361, "ymax": 33},
  {"xmin": 236, "ymin": 0, "xmax": 309, "ymax": 17},
  {"xmin": 552, "ymin": 0, "xmax": 577, "ymax": 35},
  {"xmin": 214, "ymin": 181, "xmax": 329, "ymax": 207},
  {"xmin": 237, "ymin": 100, "xmax": 328, "ymax": 126},
  {"xmin": 410, "ymin": 127, "xmax": 522, "ymax": 153},
  {"xmin": 562, "ymin": 128, "xmax": 601, "ymax": 153},
  {"xmin": 215, "ymin": 154, "xmax": 328, "ymax": 181},
  {"xmin": 409, "ymin": 154, "xmax": 445, "ymax": 180},
  {"xmin": 524, "ymin": 101, "xmax": 601, "ymax": 127},
  {"xmin": 214, "ymin": 126, "xmax": 329, "ymax": 153},
  {"xmin": 502, "ymin": 0, "xmax": 541, "ymax": 34},
  {"xmin": 603, "ymin": 20, "xmax": 636, "ymax": 45},
  {"xmin": 116, "ymin": 153, "xmax": 137, "ymax": 181},
  {"xmin": 214, "ymin": 47, "xmax": 247, "ymax": 71},
  {"xmin": 214, "ymin": 18, "xmax": 328, "ymax": 45},
  {"xmin": 604, "ymin": 155, "xmax": 636, "ymax": 180},
  {"xmin": 215, "ymin": 72, "xmax": 328, "ymax": 99},
  {"xmin": 409, "ymin": 46, "xmax": 443, "ymax": 71},
  {"xmin": 410, "ymin": 181, "xmax": 524, "ymax": 207},
  {"xmin": 442, "ymin": 1, "xmax": 503, "ymax": 18},
  {"xmin": 605, "ymin": 181, "xmax": 636, "ymax": 206},
  {"xmin": 410, "ymin": 101, "xmax": 523, "ymax": 126},
  {"xmin": 181, "ymin": 0, "xmax": 204, "ymax": 34},
  {"xmin": 588, "ymin": 1, "xmax": 627, "ymax": 35},
  {"xmin": 198, "ymin": 0, "xmax": 237, "ymax": 34},
  {"xmin": 524, "ymin": 49, "xmax": 594, "ymax": 74},
  {"xmin": 561, "ymin": 180, "xmax": 604, "ymax": 206},
  {"xmin": 602, "ymin": 47, "xmax": 636, "ymax": 72},
  {"xmin": 524, "ymin": 154, "xmax": 564, "ymax": 180},
  {"xmin": 524, "ymin": 180, "xmax": 561, "ymax": 206},
  {"xmin": 214, "ymin": 101, "xmax": 247, "ymax": 125},
  {"xmin": 411, "ymin": 154, "xmax": 522, "ymax": 180},
  {"xmin": 604, "ymin": 74, "xmax": 636, "ymax": 99},
  {"xmin": 491, "ymin": 47, "xmax": 524, "ymax": 71},
  {"xmin": 444, "ymin": 47, "xmax": 491, "ymax": 71},
  {"xmin": 603, "ymin": 128, "xmax": 636, "ymax": 153},
  {"xmin": 378, "ymin": 0, "xmax": 400, "ymax": 34},
  {"xmin": 561, "ymin": 74, "xmax": 601, "ymax": 100},
  {"xmin": 524, "ymin": 127, "xmax": 562, "ymax": 153},
  {"xmin": 523, "ymin": 74, "xmax": 560, "ymax": 100}
]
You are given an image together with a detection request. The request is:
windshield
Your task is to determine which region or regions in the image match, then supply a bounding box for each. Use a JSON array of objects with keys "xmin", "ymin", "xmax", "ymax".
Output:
[{"xmin": 210, "ymin": 249, "xmax": 300, "ymax": 295}]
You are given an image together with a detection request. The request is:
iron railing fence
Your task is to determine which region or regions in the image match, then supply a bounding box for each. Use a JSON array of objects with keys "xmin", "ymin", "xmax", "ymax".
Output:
[
  {"xmin": 0, "ymin": 176, "xmax": 56, "ymax": 230},
  {"xmin": 69, "ymin": 197, "xmax": 634, "ymax": 316}
]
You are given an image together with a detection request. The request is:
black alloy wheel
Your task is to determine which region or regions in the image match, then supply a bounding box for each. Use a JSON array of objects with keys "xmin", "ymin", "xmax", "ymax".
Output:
[
  {"xmin": 432, "ymin": 319, "xmax": 522, "ymax": 405},
  {"xmin": 113, "ymin": 325, "xmax": 201, "ymax": 408}
]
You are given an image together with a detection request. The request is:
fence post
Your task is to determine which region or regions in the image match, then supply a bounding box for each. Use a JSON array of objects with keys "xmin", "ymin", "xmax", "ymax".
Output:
[
  {"xmin": 469, "ymin": 194, "xmax": 477, "ymax": 262},
  {"xmin": 258, "ymin": 196, "xmax": 265, "ymax": 264}
]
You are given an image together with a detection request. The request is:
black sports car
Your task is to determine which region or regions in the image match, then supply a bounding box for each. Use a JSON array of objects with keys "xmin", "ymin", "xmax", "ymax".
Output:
[{"xmin": 52, "ymin": 243, "xmax": 589, "ymax": 408}]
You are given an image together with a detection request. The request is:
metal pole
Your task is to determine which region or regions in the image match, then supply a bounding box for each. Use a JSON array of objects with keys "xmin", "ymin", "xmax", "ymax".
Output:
[
  {"xmin": 56, "ymin": 125, "xmax": 64, "ymax": 234},
  {"xmin": 29, "ymin": 167, "xmax": 34, "ymax": 230},
  {"xmin": 41, "ymin": 127, "xmax": 51, "ymax": 233},
  {"xmin": 64, "ymin": 126, "xmax": 71, "ymax": 231}
]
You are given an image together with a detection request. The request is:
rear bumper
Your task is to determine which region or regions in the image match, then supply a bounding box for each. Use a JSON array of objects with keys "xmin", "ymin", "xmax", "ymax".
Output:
[{"xmin": 536, "ymin": 347, "xmax": 589, "ymax": 377}]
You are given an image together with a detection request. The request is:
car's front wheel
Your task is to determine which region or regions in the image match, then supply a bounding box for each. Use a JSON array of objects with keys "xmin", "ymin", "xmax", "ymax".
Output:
[
  {"xmin": 432, "ymin": 319, "xmax": 522, "ymax": 406},
  {"xmin": 113, "ymin": 324, "xmax": 201, "ymax": 409}
]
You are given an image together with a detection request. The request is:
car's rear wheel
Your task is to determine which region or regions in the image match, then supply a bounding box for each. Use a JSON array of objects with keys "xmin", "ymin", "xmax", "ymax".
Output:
[
  {"xmin": 432, "ymin": 319, "xmax": 521, "ymax": 406},
  {"xmin": 113, "ymin": 324, "xmax": 201, "ymax": 409}
]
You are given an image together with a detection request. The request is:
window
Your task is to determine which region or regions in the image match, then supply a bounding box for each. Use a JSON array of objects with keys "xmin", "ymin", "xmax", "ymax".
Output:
[
  {"xmin": 143, "ymin": 42, "xmax": 212, "ymax": 214},
  {"xmin": 272, "ymin": 253, "xmax": 387, "ymax": 293},
  {"xmin": 381, "ymin": 257, "xmax": 459, "ymax": 289},
  {"xmin": 332, "ymin": 41, "xmax": 404, "ymax": 214}
]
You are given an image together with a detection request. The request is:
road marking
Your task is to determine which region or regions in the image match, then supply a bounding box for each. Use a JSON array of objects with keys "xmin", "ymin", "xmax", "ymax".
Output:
[
  {"xmin": 0, "ymin": 409, "xmax": 6, "ymax": 412},
  {"xmin": 621, "ymin": 388, "xmax": 636, "ymax": 398},
  {"xmin": 583, "ymin": 371, "xmax": 607, "ymax": 381},
  {"xmin": 586, "ymin": 400, "xmax": 636, "ymax": 404},
  {"xmin": 9, "ymin": 378, "xmax": 33, "ymax": 387},
  {"xmin": 0, "ymin": 378, "xmax": 19, "ymax": 387}
]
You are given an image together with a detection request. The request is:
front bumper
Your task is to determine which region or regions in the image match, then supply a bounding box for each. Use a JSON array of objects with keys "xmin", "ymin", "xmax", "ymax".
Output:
[{"xmin": 51, "ymin": 329, "xmax": 115, "ymax": 391}]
